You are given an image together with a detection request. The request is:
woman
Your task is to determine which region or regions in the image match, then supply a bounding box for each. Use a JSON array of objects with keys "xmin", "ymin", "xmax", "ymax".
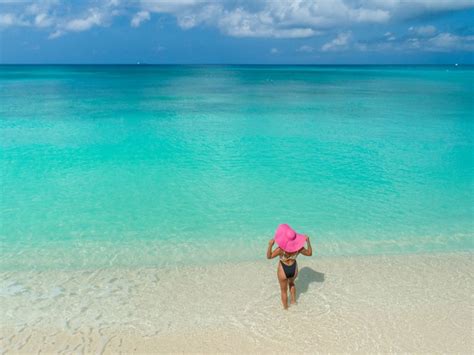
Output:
[{"xmin": 266, "ymin": 224, "xmax": 312, "ymax": 309}]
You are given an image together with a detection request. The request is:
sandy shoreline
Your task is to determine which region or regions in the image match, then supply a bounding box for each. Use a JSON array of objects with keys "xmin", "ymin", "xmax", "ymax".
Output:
[{"xmin": 1, "ymin": 252, "xmax": 472, "ymax": 353}]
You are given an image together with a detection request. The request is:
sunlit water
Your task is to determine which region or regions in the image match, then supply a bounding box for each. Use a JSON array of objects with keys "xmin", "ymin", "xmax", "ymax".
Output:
[{"xmin": 1, "ymin": 65, "xmax": 473, "ymax": 270}]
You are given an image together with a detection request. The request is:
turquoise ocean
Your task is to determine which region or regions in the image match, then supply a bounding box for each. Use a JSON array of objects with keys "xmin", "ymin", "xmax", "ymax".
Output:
[{"xmin": 0, "ymin": 65, "xmax": 472, "ymax": 271}]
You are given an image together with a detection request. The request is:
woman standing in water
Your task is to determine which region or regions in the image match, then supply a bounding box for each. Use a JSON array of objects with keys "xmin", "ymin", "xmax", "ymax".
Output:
[{"xmin": 266, "ymin": 224, "xmax": 312, "ymax": 309}]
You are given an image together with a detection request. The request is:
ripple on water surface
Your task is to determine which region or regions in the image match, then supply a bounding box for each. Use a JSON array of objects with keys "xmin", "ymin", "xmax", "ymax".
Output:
[{"xmin": 0, "ymin": 66, "xmax": 473, "ymax": 270}]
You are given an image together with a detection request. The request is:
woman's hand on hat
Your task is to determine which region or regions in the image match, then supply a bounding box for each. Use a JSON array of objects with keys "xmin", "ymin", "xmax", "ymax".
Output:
[
  {"xmin": 305, "ymin": 235, "xmax": 310, "ymax": 242},
  {"xmin": 268, "ymin": 239, "xmax": 275, "ymax": 246}
]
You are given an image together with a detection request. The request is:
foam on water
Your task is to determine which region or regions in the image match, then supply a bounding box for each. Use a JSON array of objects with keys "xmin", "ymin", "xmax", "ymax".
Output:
[{"xmin": 1, "ymin": 65, "xmax": 473, "ymax": 270}]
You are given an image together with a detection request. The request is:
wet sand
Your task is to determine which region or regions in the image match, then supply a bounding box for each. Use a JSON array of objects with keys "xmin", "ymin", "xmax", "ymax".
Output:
[{"xmin": 1, "ymin": 252, "xmax": 472, "ymax": 353}]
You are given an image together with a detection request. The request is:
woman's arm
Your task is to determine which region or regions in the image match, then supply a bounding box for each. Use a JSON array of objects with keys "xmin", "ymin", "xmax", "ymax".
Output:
[
  {"xmin": 266, "ymin": 239, "xmax": 281, "ymax": 259},
  {"xmin": 299, "ymin": 236, "xmax": 312, "ymax": 256}
]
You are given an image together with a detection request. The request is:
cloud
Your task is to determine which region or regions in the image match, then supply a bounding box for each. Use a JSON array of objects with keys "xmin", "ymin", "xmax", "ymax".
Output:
[
  {"xmin": 33, "ymin": 13, "xmax": 54, "ymax": 28},
  {"xmin": 0, "ymin": 13, "xmax": 28, "ymax": 27},
  {"xmin": 48, "ymin": 1, "xmax": 121, "ymax": 39},
  {"xmin": 1, "ymin": 0, "xmax": 473, "ymax": 46},
  {"xmin": 364, "ymin": 0, "xmax": 474, "ymax": 19},
  {"xmin": 136, "ymin": 0, "xmax": 471, "ymax": 43},
  {"xmin": 270, "ymin": 47, "xmax": 279, "ymax": 54},
  {"xmin": 218, "ymin": 7, "xmax": 317, "ymax": 38},
  {"xmin": 23, "ymin": 3, "xmax": 55, "ymax": 28},
  {"xmin": 135, "ymin": 1, "xmax": 383, "ymax": 39},
  {"xmin": 409, "ymin": 25, "xmax": 436, "ymax": 36},
  {"xmin": 142, "ymin": 3, "xmax": 318, "ymax": 38},
  {"xmin": 0, "ymin": 0, "xmax": 119, "ymax": 38},
  {"xmin": 427, "ymin": 32, "xmax": 474, "ymax": 52},
  {"xmin": 401, "ymin": 26, "xmax": 474, "ymax": 52},
  {"xmin": 175, "ymin": 3, "xmax": 221, "ymax": 30},
  {"xmin": 297, "ymin": 45, "xmax": 314, "ymax": 52},
  {"xmin": 48, "ymin": 29, "xmax": 63, "ymax": 39},
  {"xmin": 131, "ymin": 11, "xmax": 150, "ymax": 28},
  {"xmin": 249, "ymin": 1, "xmax": 389, "ymax": 29},
  {"xmin": 135, "ymin": 0, "xmax": 474, "ymax": 40},
  {"xmin": 137, "ymin": 1, "xmax": 389, "ymax": 38},
  {"xmin": 138, "ymin": 0, "xmax": 204, "ymax": 14},
  {"xmin": 352, "ymin": 8, "xmax": 389, "ymax": 23},
  {"xmin": 383, "ymin": 31, "xmax": 396, "ymax": 41},
  {"xmin": 134, "ymin": 0, "xmax": 471, "ymax": 40},
  {"xmin": 63, "ymin": 9, "xmax": 105, "ymax": 32},
  {"xmin": 321, "ymin": 32, "xmax": 351, "ymax": 52},
  {"xmin": 353, "ymin": 27, "xmax": 474, "ymax": 53}
]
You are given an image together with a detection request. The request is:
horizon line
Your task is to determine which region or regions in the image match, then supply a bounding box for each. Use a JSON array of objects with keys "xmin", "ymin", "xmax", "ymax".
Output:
[{"xmin": 0, "ymin": 63, "xmax": 473, "ymax": 66}]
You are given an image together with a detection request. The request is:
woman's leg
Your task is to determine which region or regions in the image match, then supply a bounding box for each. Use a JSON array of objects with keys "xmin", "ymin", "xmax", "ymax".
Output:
[
  {"xmin": 289, "ymin": 266, "xmax": 298, "ymax": 304},
  {"xmin": 277, "ymin": 263, "xmax": 289, "ymax": 309}
]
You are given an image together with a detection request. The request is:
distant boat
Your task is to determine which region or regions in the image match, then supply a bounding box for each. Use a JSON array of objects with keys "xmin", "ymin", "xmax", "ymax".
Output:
[{"xmin": 455, "ymin": 63, "xmax": 459, "ymax": 66}]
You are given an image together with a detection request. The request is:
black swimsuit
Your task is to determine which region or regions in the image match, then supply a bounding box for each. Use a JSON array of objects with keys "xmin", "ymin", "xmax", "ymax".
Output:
[{"xmin": 280, "ymin": 260, "xmax": 297, "ymax": 279}]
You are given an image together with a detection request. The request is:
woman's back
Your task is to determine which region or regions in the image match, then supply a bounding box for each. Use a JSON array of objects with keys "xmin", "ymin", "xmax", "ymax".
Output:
[{"xmin": 280, "ymin": 250, "xmax": 298, "ymax": 263}]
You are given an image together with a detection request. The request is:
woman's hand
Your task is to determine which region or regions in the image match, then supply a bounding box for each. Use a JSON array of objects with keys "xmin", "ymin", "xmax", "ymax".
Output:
[
  {"xmin": 267, "ymin": 239, "xmax": 277, "ymax": 259},
  {"xmin": 300, "ymin": 235, "xmax": 312, "ymax": 256}
]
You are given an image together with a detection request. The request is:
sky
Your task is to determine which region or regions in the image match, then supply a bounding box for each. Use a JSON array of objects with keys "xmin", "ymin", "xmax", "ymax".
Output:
[{"xmin": 0, "ymin": 0, "xmax": 473, "ymax": 64}]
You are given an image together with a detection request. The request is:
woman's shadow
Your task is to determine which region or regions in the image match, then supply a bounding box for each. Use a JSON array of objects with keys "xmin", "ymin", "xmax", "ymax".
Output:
[{"xmin": 296, "ymin": 267, "xmax": 325, "ymax": 300}]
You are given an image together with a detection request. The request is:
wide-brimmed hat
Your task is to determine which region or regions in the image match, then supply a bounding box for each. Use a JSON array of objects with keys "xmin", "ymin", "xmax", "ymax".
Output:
[{"xmin": 274, "ymin": 224, "xmax": 306, "ymax": 253}]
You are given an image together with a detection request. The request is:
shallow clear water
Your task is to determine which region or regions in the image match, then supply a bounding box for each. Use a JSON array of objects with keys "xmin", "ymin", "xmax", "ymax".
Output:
[{"xmin": 1, "ymin": 65, "xmax": 473, "ymax": 270}]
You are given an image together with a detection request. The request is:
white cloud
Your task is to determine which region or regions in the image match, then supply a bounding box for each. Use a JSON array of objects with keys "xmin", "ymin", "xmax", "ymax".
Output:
[
  {"xmin": 107, "ymin": 0, "xmax": 120, "ymax": 6},
  {"xmin": 409, "ymin": 25, "xmax": 436, "ymax": 36},
  {"xmin": 353, "ymin": 29, "xmax": 474, "ymax": 53},
  {"xmin": 364, "ymin": 0, "xmax": 474, "ymax": 19},
  {"xmin": 0, "ymin": 0, "xmax": 120, "ymax": 38},
  {"xmin": 400, "ymin": 27, "xmax": 473, "ymax": 52},
  {"xmin": 138, "ymin": 0, "xmax": 204, "ymax": 14},
  {"xmin": 23, "ymin": 1, "xmax": 58, "ymax": 28},
  {"xmin": 219, "ymin": 8, "xmax": 316, "ymax": 38},
  {"xmin": 427, "ymin": 32, "xmax": 474, "ymax": 52},
  {"xmin": 297, "ymin": 45, "xmax": 314, "ymax": 52},
  {"xmin": 321, "ymin": 32, "xmax": 351, "ymax": 52},
  {"xmin": 1, "ymin": 0, "xmax": 473, "ymax": 46},
  {"xmin": 352, "ymin": 8, "xmax": 389, "ymax": 22},
  {"xmin": 383, "ymin": 31, "xmax": 396, "ymax": 41},
  {"xmin": 270, "ymin": 47, "xmax": 279, "ymax": 54},
  {"xmin": 33, "ymin": 13, "xmax": 53, "ymax": 28},
  {"xmin": 173, "ymin": 3, "xmax": 221, "ymax": 30},
  {"xmin": 153, "ymin": 4, "xmax": 318, "ymax": 38},
  {"xmin": 138, "ymin": 0, "xmax": 390, "ymax": 38},
  {"xmin": 258, "ymin": 0, "xmax": 390, "ymax": 28},
  {"xmin": 47, "ymin": 1, "xmax": 121, "ymax": 38},
  {"xmin": 131, "ymin": 11, "xmax": 150, "ymax": 28},
  {"xmin": 0, "ymin": 1, "xmax": 116, "ymax": 34},
  {"xmin": 0, "ymin": 13, "xmax": 28, "ymax": 27},
  {"xmin": 63, "ymin": 9, "xmax": 105, "ymax": 32},
  {"xmin": 48, "ymin": 29, "xmax": 63, "ymax": 39}
]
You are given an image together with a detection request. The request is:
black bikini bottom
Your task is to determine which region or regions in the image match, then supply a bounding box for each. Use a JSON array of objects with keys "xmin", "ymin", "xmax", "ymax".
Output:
[{"xmin": 280, "ymin": 260, "xmax": 297, "ymax": 279}]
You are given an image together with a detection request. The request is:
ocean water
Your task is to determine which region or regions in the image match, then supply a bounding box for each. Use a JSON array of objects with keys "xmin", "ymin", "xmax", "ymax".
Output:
[{"xmin": 0, "ymin": 65, "xmax": 473, "ymax": 270}]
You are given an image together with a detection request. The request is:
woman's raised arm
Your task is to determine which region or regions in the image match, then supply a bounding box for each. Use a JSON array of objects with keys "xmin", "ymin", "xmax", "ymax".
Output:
[
  {"xmin": 299, "ymin": 236, "xmax": 312, "ymax": 256},
  {"xmin": 266, "ymin": 239, "xmax": 281, "ymax": 259}
]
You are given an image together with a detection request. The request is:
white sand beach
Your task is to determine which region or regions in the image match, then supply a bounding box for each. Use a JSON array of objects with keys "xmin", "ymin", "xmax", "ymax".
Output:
[{"xmin": 1, "ymin": 252, "xmax": 472, "ymax": 353}]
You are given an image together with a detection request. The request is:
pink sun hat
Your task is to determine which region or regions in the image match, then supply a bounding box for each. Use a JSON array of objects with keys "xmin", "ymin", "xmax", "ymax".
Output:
[{"xmin": 274, "ymin": 224, "xmax": 306, "ymax": 253}]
